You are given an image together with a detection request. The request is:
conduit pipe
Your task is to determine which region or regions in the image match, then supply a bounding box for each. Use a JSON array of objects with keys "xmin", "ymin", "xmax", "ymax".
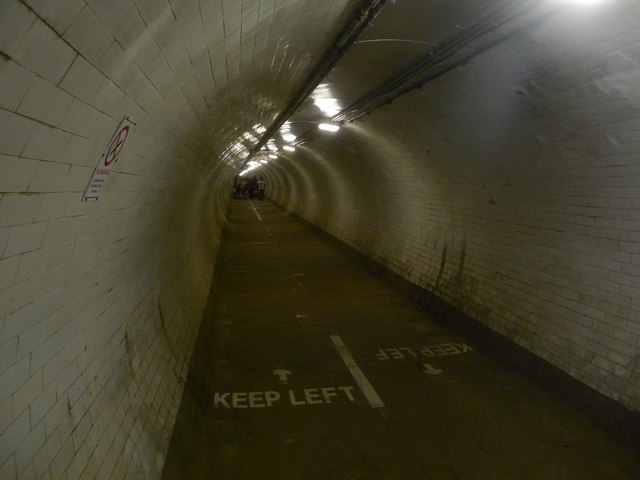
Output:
[{"xmin": 241, "ymin": 0, "xmax": 389, "ymax": 167}]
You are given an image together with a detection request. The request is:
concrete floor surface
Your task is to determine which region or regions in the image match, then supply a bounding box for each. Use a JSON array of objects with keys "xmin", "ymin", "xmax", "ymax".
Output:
[{"xmin": 162, "ymin": 200, "xmax": 640, "ymax": 479}]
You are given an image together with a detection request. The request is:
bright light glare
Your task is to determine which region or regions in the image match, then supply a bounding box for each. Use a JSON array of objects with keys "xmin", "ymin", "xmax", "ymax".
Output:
[
  {"xmin": 554, "ymin": 0, "xmax": 610, "ymax": 5},
  {"xmin": 240, "ymin": 160, "xmax": 263, "ymax": 176},
  {"xmin": 269, "ymin": 154, "xmax": 278, "ymax": 159},
  {"xmin": 314, "ymin": 98, "xmax": 342, "ymax": 116},
  {"xmin": 283, "ymin": 145, "xmax": 295, "ymax": 152},
  {"xmin": 318, "ymin": 123, "xmax": 340, "ymax": 132},
  {"xmin": 312, "ymin": 84, "xmax": 343, "ymax": 116},
  {"xmin": 282, "ymin": 133, "xmax": 297, "ymax": 142},
  {"xmin": 242, "ymin": 132, "xmax": 257, "ymax": 142}
]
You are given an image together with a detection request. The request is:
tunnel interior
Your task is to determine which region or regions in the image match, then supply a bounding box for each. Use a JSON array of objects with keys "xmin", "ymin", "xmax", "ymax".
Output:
[{"xmin": 1, "ymin": 0, "xmax": 640, "ymax": 478}]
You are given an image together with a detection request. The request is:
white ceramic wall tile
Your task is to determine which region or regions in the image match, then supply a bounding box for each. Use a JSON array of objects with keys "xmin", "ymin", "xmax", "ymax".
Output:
[
  {"xmin": 0, "ymin": 111, "xmax": 38, "ymax": 156},
  {"xmin": 22, "ymin": 0, "xmax": 85, "ymax": 33},
  {"xmin": 0, "ymin": 59, "xmax": 36, "ymax": 112},
  {"xmin": 60, "ymin": 56, "xmax": 106, "ymax": 105},
  {"xmin": 0, "ymin": 355, "xmax": 30, "ymax": 405},
  {"xmin": 0, "ymin": 280, "xmax": 29, "ymax": 320},
  {"xmin": 17, "ymin": 77, "xmax": 74, "ymax": 126},
  {"xmin": 0, "ymin": 409, "xmax": 29, "ymax": 466},
  {"xmin": 0, "ymin": 456, "xmax": 14, "ymax": 480},
  {"xmin": 26, "ymin": 159, "xmax": 71, "ymax": 192},
  {"xmin": 0, "ymin": 1, "xmax": 35, "ymax": 58},
  {"xmin": 0, "ymin": 194, "xmax": 43, "ymax": 228},
  {"xmin": 16, "ymin": 248, "xmax": 50, "ymax": 283},
  {"xmin": 2, "ymin": 1, "xmax": 637, "ymax": 479},
  {"xmin": 16, "ymin": 20, "xmax": 77, "ymax": 85},
  {"xmin": 63, "ymin": 7, "xmax": 114, "ymax": 64},
  {"xmin": 0, "ymin": 335, "xmax": 19, "ymax": 376},
  {"xmin": 62, "ymin": 135, "xmax": 96, "ymax": 167},
  {"xmin": 0, "ymin": 156, "xmax": 39, "ymax": 192},
  {"xmin": 4, "ymin": 222, "xmax": 47, "ymax": 258}
]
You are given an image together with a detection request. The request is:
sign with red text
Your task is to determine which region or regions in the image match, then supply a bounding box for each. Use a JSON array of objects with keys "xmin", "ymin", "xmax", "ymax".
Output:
[{"xmin": 82, "ymin": 115, "xmax": 136, "ymax": 202}]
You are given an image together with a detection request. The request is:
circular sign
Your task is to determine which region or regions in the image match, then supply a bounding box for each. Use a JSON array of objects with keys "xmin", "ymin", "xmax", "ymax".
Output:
[{"xmin": 103, "ymin": 125, "xmax": 130, "ymax": 167}]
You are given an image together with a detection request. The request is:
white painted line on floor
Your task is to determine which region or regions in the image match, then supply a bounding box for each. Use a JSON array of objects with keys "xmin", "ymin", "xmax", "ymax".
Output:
[
  {"xmin": 330, "ymin": 335, "xmax": 385, "ymax": 409},
  {"xmin": 248, "ymin": 201, "xmax": 262, "ymax": 221}
]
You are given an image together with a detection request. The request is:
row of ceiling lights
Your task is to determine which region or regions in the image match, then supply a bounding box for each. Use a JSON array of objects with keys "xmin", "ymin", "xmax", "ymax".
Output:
[
  {"xmin": 239, "ymin": 118, "xmax": 341, "ymax": 176},
  {"xmin": 240, "ymin": 106, "xmax": 342, "ymax": 176}
]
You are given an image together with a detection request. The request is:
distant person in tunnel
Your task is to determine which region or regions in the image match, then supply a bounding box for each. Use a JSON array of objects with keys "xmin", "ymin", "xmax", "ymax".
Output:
[
  {"xmin": 257, "ymin": 177, "xmax": 266, "ymax": 200},
  {"xmin": 245, "ymin": 176, "xmax": 258, "ymax": 199},
  {"xmin": 241, "ymin": 176, "xmax": 252, "ymax": 199},
  {"xmin": 233, "ymin": 176, "xmax": 242, "ymax": 199}
]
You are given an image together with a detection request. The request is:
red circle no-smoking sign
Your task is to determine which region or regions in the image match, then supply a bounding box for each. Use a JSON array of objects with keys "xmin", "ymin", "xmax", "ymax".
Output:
[{"xmin": 102, "ymin": 124, "xmax": 130, "ymax": 167}]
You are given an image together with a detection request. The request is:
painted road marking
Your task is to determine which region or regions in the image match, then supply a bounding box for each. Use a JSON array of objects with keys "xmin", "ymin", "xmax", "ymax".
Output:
[
  {"xmin": 289, "ymin": 386, "xmax": 355, "ymax": 406},
  {"xmin": 212, "ymin": 387, "xmax": 356, "ymax": 409},
  {"xmin": 214, "ymin": 391, "xmax": 280, "ymax": 409},
  {"xmin": 375, "ymin": 343, "xmax": 473, "ymax": 360},
  {"xmin": 273, "ymin": 369, "xmax": 292, "ymax": 384},
  {"xmin": 376, "ymin": 347, "xmax": 418, "ymax": 360},
  {"xmin": 331, "ymin": 335, "xmax": 385, "ymax": 409},
  {"xmin": 249, "ymin": 201, "xmax": 262, "ymax": 221},
  {"xmin": 422, "ymin": 364, "xmax": 443, "ymax": 376},
  {"xmin": 421, "ymin": 343, "xmax": 473, "ymax": 357}
]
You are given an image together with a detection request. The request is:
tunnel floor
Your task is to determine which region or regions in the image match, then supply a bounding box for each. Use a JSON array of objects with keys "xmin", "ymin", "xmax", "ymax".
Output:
[{"xmin": 162, "ymin": 200, "xmax": 639, "ymax": 480}]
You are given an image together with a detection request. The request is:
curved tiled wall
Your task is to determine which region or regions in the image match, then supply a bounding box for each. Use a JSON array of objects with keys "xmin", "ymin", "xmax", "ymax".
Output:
[
  {"xmin": 0, "ymin": 0, "xmax": 357, "ymax": 477},
  {"xmin": 1, "ymin": 0, "xmax": 640, "ymax": 479},
  {"xmin": 267, "ymin": 2, "xmax": 640, "ymax": 413}
]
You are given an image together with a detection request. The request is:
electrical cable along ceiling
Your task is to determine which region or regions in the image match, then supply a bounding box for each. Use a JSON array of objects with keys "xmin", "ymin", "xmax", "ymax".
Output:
[{"xmin": 241, "ymin": 0, "xmax": 564, "ymax": 173}]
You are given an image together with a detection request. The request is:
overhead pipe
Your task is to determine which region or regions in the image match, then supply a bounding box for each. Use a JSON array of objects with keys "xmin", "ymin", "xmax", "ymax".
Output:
[{"xmin": 241, "ymin": 0, "xmax": 389, "ymax": 168}]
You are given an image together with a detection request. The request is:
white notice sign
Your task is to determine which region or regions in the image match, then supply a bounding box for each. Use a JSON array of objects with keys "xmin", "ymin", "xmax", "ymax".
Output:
[{"xmin": 82, "ymin": 115, "xmax": 136, "ymax": 202}]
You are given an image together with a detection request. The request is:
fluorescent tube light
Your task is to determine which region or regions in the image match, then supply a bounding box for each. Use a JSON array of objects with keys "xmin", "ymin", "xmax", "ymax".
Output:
[
  {"xmin": 282, "ymin": 133, "xmax": 297, "ymax": 142},
  {"xmin": 318, "ymin": 123, "xmax": 340, "ymax": 132}
]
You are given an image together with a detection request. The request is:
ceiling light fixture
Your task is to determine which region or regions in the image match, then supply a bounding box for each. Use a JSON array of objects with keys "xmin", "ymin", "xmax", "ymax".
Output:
[
  {"xmin": 318, "ymin": 123, "xmax": 340, "ymax": 132},
  {"xmin": 314, "ymin": 98, "xmax": 342, "ymax": 117}
]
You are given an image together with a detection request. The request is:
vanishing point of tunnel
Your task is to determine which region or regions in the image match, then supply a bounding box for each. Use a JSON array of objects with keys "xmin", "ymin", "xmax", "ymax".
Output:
[{"xmin": 1, "ymin": 0, "xmax": 640, "ymax": 479}]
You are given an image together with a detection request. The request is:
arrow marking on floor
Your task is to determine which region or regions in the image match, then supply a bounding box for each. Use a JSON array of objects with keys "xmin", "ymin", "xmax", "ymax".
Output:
[
  {"xmin": 422, "ymin": 364, "xmax": 443, "ymax": 376},
  {"xmin": 273, "ymin": 369, "xmax": 292, "ymax": 384}
]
